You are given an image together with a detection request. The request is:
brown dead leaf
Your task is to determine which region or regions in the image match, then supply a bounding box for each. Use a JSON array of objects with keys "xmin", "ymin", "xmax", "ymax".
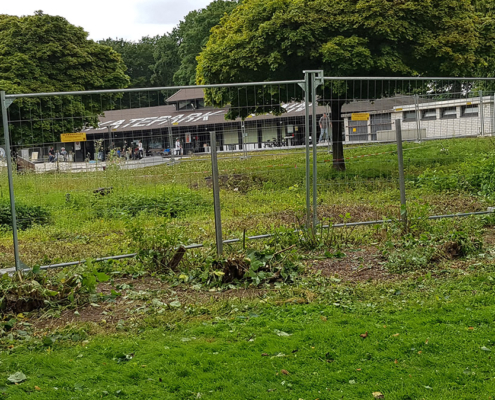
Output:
[
  {"xmin": 360, "ymin": 331, "xmax": 368, "ymax": 338},
  {"xmin": 35, "ymin": 386, "xmax": 41, "ymax": 391},
  {"xmin": 261, "ymin": 353, "xmax": 269, "ymax": 357},
  {"xmin": 281, "ymin": 369, "xmax": 290, "ymax": 375},
  {"xmin": 394, "ymin": 359, "xmax": 398, "ymax": 364},
  {"xmin": 320, "ymin": 316, "xmax": 327, "ymax": 322},
  {"xmin": 468, "ymin": 327, "xmax": 474, "ymax": 330},
  {"xmin": 418, "ymin": 351, "xmax": 422, "ymax": 354},
  {"xmin": 356, "ymin": 368, "xmax": 361, "ymax": 371},
  {"xmin": 372, "ymin": 392, "xmax": 384, "ymax": 399},
  {"xmin": 392, "ymin": 333, "xmax": 399, "ymax": 337}
]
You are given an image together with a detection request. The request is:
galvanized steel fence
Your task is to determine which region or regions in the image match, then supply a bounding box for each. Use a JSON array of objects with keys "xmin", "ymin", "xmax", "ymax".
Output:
[{"xmin": 2, "ymin": 72, "xmax": 495, "ymax": 272}]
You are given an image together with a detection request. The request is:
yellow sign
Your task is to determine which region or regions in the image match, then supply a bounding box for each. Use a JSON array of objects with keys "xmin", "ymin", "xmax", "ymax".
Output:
[
  {"xmin": 396, "ymin": 108, "xmax": 403, "ymax": 111},
  {"xmin": 61, "ymin": 132, "xmax": 87, "ymax": 143},
  {"xmin": 353, "ymin": 128, "xmax": 357, "ymax": 132},
  {"xmin": 351, "ymin": 113, "xmax": 370, "ymax": 121},
  {"xmin": 467, "ymin": 102, "xmax": 472, "ymax": 105}
]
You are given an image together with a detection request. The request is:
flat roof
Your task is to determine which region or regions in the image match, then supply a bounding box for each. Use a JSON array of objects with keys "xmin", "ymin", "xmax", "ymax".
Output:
[
  {"xmin": 85, "ymin": 102, "xmax": 327, "ymax": 134},
  {"xmin": 166, "ymin": 88, "xmax": 205, "ymax": 103}
]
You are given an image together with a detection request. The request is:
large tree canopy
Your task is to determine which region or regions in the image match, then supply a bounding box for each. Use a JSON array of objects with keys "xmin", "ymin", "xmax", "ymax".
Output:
[
  {"xmin": 173, "ymin": 0, "xmax": 240, "ymax": 86},
  {"xmin": 197, "ymin": 0, "xmax": 490, "ymax": 169},
  {"xmin": 152, "ymin": 0, "xmax": 240, "ymax": 87},
  {"xmin": 99, "ymin": 36, "xmax": 158, "ymax": 89},
  {"xmin": 0, "ymin": 12, "xmax": 129, "ymax": 145}
]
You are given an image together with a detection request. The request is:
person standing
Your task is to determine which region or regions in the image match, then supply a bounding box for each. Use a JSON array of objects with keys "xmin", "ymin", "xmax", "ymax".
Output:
[
  {"xmin": 138, "ymin": 141, "xmax": 144, "ymax": 159},
  {"xmin": 60, "ymin": 147, "xmax": 68, "ymax": 161},
  {"xmin": 319, "ymin": 113, "xmax": 332, "ymax": 143},
  {"xmin": 175, "ymin": 138, "xmax": 181, "ymax": 156}
]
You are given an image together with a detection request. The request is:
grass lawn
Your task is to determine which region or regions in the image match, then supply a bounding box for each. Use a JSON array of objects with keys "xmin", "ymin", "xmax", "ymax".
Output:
[
  {"xmin": 2, "ymin": 137, "xmax": 495, "ymax": 398},
  {"xmin": 2, "ymin": 270, "xmax": 495, "ymax": 399}
]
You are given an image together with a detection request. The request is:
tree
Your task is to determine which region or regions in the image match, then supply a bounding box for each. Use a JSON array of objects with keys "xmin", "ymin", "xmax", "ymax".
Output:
[
  {"xmin": 173, "ymin": 0, "xmax": 240, "ymax": 86},
  {"xmin": 151, "ymin": 32, "xmax": 181, "ymax": 87},
  {"xmin": 151, "ymin": 0, "xmax": 240, "ymax": 87},
  {"xmin": 0, "ymin": 12, "xmax": 129, "ymax": 145},
  {"xmin": 99, "ymin": 36, "xmax": 158, "ymax": 89},
  {"xmin": 197, "ymin": 0, "xmax": 488, "ymax": 170},
  {"xmin": 99, "ymin": 36, "xmax": 166, "ymax": 107}
]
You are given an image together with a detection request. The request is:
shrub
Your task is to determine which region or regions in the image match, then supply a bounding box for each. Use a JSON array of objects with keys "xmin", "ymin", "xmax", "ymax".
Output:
[
  {"xmin": 88, "ymin": 188, "xmax": 210, "ymax": 219},
  {"xmin": 0, "ymin": 203, "xmax": 50, "ymax": 230}
]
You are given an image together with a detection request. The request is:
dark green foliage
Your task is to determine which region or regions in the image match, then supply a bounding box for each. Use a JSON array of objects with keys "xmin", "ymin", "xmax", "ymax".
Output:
[
  {"xmin": 99, "ymin": 36, "xmax": 166, "ymax": 108},
  {"xmin": 0, "ymin": 12, "xmax": 129, "ymax": 145},
  {"xmin": 383, "ymin": 218, "xmax": 484, "ymax": 272},
  {"xmin": 151, "ymin": 1, "xmax": 240, "ymax": 87},
  {"xmin": 99, "ymin": 36, "xmax": 158, "ymax": 89},
  {"xmin": 416, "ymin": 155, "xmax": 495, "ymax": 197},
  {"xmin": 0, "ymin": 203, "xmax": 50, "ymax": 230},
  {"xmin": 89, "ymin": 188, "xmax": 210, "ymax": 219}
]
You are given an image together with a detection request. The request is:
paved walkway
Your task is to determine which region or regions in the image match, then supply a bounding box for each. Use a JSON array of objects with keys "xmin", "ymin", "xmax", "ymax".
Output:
[{"xmin": 30, "ymin": 156, "xmax": 179, "ymax": 173}]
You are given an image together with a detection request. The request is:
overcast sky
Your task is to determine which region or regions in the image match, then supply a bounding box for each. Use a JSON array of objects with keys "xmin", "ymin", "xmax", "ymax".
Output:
[{"xmin": 2, "ymin": 0, "xmax": 213, "ymax": 41}]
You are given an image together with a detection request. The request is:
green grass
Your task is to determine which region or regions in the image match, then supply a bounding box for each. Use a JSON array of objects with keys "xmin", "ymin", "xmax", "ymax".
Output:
[
  {"xmin": 2, "ymin": 272, "xmax": 495, "ymax": 399},
  {"xmin": 2, "ymin": 138, "xmax": 495, "ymax": 397},
  {"xmin": 0, "ymin": 136, "xmax": 494, "ymax": 268}
]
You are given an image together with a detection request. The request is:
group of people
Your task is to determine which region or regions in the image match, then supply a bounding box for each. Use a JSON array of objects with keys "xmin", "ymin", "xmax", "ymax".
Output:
[
  {"xmin": 116, "ymin": 141, "xmax": 145, "ymax": 160},
  {"xmin": 48, "ymin": 146, "xmax": 68, "ymax": 162}
]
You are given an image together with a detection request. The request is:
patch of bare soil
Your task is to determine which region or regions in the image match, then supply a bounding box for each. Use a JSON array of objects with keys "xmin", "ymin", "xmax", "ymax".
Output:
[
  {"xmin": 198, "ymin": 174, "xmax": 267, "ymax": 193},
  {"xmin": 421, "ymin": 194, "xmax": 486, "ymax": 214},
  {"xmin": 309, "ymin": 246, "xmax": 397, "ymax": 283},
  {"xmin": 223, "ymin": 203, "xmax": 400, "ymax": 233},
  {"xmin": 317, "ymin": 204, "xmax": 399, "ymax": 224},
  {"xmin": 31, "ymin": 277, "xmax": 267, "ymax": 331}
]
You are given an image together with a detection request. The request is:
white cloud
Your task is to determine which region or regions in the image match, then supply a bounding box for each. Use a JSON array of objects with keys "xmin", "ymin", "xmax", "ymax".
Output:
[
  {"xmin": 136, "ymin": 0, "xmax": 207, "ymax": 24},
  {"xmin": 1, "ymin": 0, "xmax": 212, "ymax": 41}
]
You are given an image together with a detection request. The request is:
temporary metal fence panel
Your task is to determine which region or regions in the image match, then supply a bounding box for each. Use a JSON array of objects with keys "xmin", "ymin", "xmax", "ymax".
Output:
[
  {"xmin": 316, "ymin": 76, "xmax": 495, "ymax": 230},
  {"xmin": 1, "ymin": 79, "xmax": 306, "ymax": 270},
  {"xmin": 3, "ymin": 74, "xmax": 495, "ymax": 271}
]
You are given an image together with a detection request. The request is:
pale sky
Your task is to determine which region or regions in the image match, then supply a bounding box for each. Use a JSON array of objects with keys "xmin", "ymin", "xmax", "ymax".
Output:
[{"xmin": 1, "ymin": 0, "xmax": 213, "ymax": 41}]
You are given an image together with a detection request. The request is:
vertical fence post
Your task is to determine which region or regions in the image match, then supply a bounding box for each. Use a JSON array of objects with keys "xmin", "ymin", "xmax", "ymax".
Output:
[
  {"xmin": 241, "ymin": 121, "xmax": 248, "ymax": 159},
  {"xmin": 395, "ymin": 119, "xmax": 407, "ymax": 230},
  {"xmin": 167, "ymin": 118, "xmax": 175, "ymax": 164},
  {"xmin": 480, "ymin": 90, "xmax": 484, "ymax": 136},
  {"xmin": 414, "ymin": 94, "xmax": 421, "ymax": 142},
  {"xmin": 303, "ymin": 72, "xmax": 311, "ymax": 229},
  {"xmin": 210, "ymin": 131, "xmax": 223, "ymax": 256},
  {"xmin": 311, "ymin": 72, "xmax": 322, "ymax": 230},
  {"xmin": 492, "ymin": 95, "xmax": 495, "ymax": 136},
  {"xmin": 1, "ymin": 91, "xmax": 21, "ymax": 271}
]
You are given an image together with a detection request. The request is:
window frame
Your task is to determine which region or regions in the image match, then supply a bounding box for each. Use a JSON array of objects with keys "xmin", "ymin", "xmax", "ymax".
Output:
[
  {"xmin": 441, "ymin": 107, "xmax": 457, "ymax": 119},
  {"xmin": 421, "ymin": 108, "xmax": 437, "ymax": 121},
  {"xmin": 461, "ymin": 104, "xmax": 479, "ymax": 118},
  {"xmin": 403, "ymin": 110, "xmax": 417, "ymax": 121}
]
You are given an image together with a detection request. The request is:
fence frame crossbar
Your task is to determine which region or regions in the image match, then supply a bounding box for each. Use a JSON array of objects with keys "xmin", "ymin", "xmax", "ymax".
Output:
[{"xmin": 2, "ymin": 73, "xmax": 495, "ymax": 272}]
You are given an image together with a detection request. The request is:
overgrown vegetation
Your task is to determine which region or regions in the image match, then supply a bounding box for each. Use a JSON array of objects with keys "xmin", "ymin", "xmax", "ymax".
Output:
[{"xmin": 0, "ymin": 203, "xmax": 50, "ymax": 230}]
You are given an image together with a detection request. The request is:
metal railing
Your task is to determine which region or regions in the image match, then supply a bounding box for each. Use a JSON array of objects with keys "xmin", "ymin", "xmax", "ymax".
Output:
[{"xmin": 2, "ymin": 72, "xmax": 495, "ymax": 271}]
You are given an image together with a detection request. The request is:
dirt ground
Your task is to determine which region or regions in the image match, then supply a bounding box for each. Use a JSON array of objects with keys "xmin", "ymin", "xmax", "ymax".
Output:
[
  {"xmin": 309, "ymin": 246, "xmax": 396, "ymax": 282},
  {"xmin": 14, "ymin": 226, "xmax": 495, "ymax": 333}
]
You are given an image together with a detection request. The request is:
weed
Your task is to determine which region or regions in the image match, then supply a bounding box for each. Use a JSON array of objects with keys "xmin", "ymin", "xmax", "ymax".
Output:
[{"xmin": 0, "ymin": 203, "xmax": 50, "ymax": 230}]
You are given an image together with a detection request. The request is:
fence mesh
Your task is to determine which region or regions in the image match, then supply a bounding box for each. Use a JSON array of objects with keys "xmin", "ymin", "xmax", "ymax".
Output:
[{"xmin": 2, "ymin": 75, "xmax": 495, "ymax": 270}]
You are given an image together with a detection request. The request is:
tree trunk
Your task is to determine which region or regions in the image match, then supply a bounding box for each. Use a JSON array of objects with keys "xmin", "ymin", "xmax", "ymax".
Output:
[{"xmin": 331, "ymin": 100, "xmax": 346, "ymax": 171}]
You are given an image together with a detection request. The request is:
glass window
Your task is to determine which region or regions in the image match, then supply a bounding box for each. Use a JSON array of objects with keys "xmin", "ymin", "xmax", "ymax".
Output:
[
  {"xmin": 441, "ymin": 107, "xmax": 457, "ymax": 119},
  {"xmin": 422, "ymin": 109, "xmax": 437, "ymax": 119},
  {"xmin": 462, "ymin": 105, "xmax": 478, "ymax": 117},
  {"xmin": 403, "ymin": 110, "xmax": 416, "ymax": 120}
]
